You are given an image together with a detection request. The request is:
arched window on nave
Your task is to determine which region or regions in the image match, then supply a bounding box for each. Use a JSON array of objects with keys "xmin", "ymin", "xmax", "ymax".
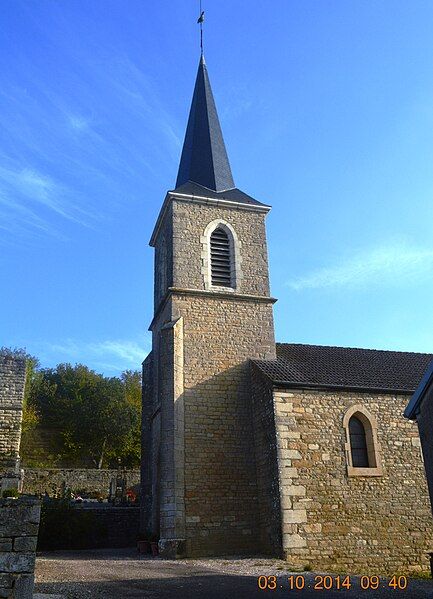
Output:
[{"xmin": 348, "ymin": 415, "xmax": 369, "ymax": 468}]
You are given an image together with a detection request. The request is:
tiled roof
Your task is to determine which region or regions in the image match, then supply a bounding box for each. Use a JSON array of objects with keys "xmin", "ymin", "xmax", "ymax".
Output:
[{"xmin": 253, "ymin": 343, "xmax": 432, "ymax": 393}]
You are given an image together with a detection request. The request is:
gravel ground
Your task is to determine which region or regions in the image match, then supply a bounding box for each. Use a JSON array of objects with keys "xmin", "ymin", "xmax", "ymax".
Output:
[{"xmin": 35, "ymin": 548, "xmax": 433, "ymax": 599}]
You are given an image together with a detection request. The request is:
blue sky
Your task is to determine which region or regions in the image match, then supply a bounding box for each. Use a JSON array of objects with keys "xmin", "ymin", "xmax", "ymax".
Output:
[{"xmin": 2, "ymin": 1, "xmax": 433, "ymax": 375}]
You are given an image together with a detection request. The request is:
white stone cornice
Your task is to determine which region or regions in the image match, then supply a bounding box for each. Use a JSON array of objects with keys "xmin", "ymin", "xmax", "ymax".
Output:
[{"xmin": 149, "ymin": 287, "xmax": 277, "ymax": 331}]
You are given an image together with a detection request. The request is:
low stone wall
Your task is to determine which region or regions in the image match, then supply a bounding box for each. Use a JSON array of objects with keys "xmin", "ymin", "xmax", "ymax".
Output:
[
  {"xmin": 0, "ymin": 497, "xmax": 41, "ymax": 598},
  {"xmin": 38, "ymin": 505, "xmax": 140, "ymax": 550},
  {"xmin": 22, "ymin": 468, "xmax": 140, "ymax": 496},
  {"xmin": 80, "ymin": 507, "xmax": 140, "ymax": 548}
]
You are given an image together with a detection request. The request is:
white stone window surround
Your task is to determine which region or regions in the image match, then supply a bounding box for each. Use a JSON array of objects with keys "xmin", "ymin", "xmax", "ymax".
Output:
[
  {"xmin": 343, "ymin": 404, "xmax": 383, "ymax": 477},
  {"xmin": 201, "ymin": 219, "xmax": 242, "ymax": 292}
]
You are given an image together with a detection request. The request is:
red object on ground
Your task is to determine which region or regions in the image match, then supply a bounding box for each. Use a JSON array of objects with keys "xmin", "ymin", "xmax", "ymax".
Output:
[{"xmin": 137, "ymin": 540, "xmax": 151, "ymax": 554}]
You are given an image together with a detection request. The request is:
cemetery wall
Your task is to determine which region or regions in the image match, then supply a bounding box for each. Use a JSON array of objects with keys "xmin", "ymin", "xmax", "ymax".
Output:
[
  {"xmin": 22, "ymin": 468, "xmax": 140, "ymax": 496},
  {"xmin": 0, "ymin": 497, "xmax": 41, "ymax": 599},
  {"xmin": 38, "ymin": 506, "xmax": 140, "ymax": 550}
]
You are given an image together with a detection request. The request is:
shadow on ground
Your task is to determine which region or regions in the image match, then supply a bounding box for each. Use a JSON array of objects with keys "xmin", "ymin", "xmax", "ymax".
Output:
[
  {"xmin": 34, "ymin": 548, "xmax": 433, "ymax": 599},
  {"xmin": 34, "ymin": 575, "xmax": 433, "ymax": 599}
]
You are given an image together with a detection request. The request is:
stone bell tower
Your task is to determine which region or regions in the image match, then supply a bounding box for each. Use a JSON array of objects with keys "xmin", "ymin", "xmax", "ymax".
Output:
[{"xmin": 141, "ymin": 54, "xmax": 276, "ymax": 557}]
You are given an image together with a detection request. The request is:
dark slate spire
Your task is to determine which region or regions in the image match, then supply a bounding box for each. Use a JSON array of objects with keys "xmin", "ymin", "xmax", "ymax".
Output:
[{"xmin": 176, "ymin": 55, "xmax": 235, "ymax": 192}]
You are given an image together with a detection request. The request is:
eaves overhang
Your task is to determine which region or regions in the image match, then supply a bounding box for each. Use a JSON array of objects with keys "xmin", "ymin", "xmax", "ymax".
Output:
[
  {"xmin": 271, "ymin": 380, "xmax": 415, "ymax": 396},
  {"xmin": 250, "ymin": 362, "xmax": 417, "ymax": 396}
]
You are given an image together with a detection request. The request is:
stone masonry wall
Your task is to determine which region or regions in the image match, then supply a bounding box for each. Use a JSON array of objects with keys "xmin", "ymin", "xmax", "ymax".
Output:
[
  {"xmin": 157, "ymin": 316, "xmax": 185, "ymax": 542},
  {"xmin": 22, "ymin": 468, "xmax": 140, "ymax": 497},
  {"xmin": 172, "ymin": 292, "xmax": 275, "ymax": 556},
  {"xmin": 145, "ymin": 299, "xmax": 173, "ymax": 539},
  {"xmin": 274, "ymin": 388, "xmax": 433, "ymax": 575},
  {"xmin": 154, "ymin": 202, "xmax": 173, "ymax": 309},
  {"xmin": 0, "ymin": 357, "xmax": 26, "ymax": 473},
  {"xmin": 0, "ymin": 497, "xmax": 41, "ymax": 598},
  {"xmin": 141, "ymin": 353, "xmax": 153, "ymax": 534},
  {"xmin": 250, "ymin": 364, "xmax": 282, "ymax": 554},
  {"xmin": 145, "ymin": 194, "xmax": 277, "ymax": 557},
  {"xmin": 171, "ymin": 200, "xmax": 272, "ymax": 297},
  {"xmin": 37, "ymin": 506, "xmax": 140, "ymax": 550}
]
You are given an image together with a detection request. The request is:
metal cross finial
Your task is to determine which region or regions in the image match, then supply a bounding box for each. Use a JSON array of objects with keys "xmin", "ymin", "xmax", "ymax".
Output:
[{"xmin": 197, "ymin": 1, "xmax": 205, "ymax": 55}]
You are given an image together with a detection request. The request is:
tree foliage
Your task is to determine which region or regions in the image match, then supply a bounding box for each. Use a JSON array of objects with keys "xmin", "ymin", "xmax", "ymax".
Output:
[
  {"xmin": 29, "ymin": 363, "xmax": 141, "ymax": 468},
  {"xmin": 1, "ymin": 347, "xmax": 142, "ymax": 468}
]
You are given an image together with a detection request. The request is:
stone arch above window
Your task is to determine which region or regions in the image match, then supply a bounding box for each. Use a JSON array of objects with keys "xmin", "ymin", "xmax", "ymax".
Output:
[
  {"xmin": 343, "ymin": 405, "xmax": 383, "ymax": 477},
  {"xmin": 201, "ymin": 219, "xmax": 242, "ymax": 291}
]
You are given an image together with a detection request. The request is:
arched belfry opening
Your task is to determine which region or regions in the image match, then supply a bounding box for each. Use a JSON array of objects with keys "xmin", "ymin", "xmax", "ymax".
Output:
[
  {"xmin": 202, "ymin": 219, "xmax": 243, "ymax": 292},
  {"xmin": 210, "ymin": 227, "xmax": 232, "ymax": 287}
]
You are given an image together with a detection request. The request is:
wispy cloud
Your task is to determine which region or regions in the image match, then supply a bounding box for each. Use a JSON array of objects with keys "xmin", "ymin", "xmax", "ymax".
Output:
[
  {"xmin": 0, "ymin": 166, "xmax": 65, "ymax": 216},
  {"xmin": 67, "ymin": 114, "xmax": 91, "ymax": 132},
  {"xmin": 42, "ymin": 337, "xmax": 150, "ymax": 373},
  {"xmin": 105, "ymin": 56, "xmax": 182, "ymax": 158},
  {"xmin": 0, "ymin": 163, "xmax": 97, "ymax": 240},
  {"xmin": 0, "ymin": 51, "xmax": 181, "ymax": 243},
  {"xmin": 88, "ymin": 340, "xmax": 148, "ymax": 365},
  {"xmin": 288, "ymin": 244, "xmax": 433, "ymax": 291}
]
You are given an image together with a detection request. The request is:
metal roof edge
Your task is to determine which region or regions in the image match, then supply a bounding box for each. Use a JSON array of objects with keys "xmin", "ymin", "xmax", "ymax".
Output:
[
  {"xmin": 169, "ymin": 191, "xmax": 271, "ymax": 212},
  {"xmin": 403, "ymin": 359, "xmax": 433, "ymax": 420}
]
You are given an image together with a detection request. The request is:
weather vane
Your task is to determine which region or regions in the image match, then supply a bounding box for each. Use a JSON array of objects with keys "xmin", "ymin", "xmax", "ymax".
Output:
[{"xmin": 197, "ymin": 1, "xmax": 205, "ymax": 54}]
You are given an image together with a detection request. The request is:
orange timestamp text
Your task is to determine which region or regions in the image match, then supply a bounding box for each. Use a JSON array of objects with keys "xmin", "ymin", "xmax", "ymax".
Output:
[{"xmin": 257, "ymin": 574, "xmax": 408, "ymax": 591}]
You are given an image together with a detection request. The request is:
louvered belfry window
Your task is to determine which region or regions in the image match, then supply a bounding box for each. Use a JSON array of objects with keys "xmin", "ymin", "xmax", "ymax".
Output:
[
  {"xmin": 210, "ymin": 227, "xmax": 232, "ymax": 287},
  {"xmin": 349, "ymin": 416, "xmax": 369, "ymax": 468}
]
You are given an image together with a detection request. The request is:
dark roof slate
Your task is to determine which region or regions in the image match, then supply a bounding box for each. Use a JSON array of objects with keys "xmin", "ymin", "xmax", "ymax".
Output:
[
  {"xmin": 176, "ymin": 55, "xmax": 235, "ymax": 192},
  {"xmin": 172, "ymin": 181, "xmax": 268, "ymax": 207},
  {"xmin": 253, "ymin": 343, "xmax": 432, "ymax": 393}
]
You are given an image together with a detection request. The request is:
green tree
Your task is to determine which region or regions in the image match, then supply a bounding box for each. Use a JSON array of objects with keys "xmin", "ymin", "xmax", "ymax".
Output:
[
  {"xmin": 116, "ymin": 369, "xmax": 142, "ymax": 467},
  {"xmin": 30, "ymin": 364, "xmax": 141, "ymax": 468},
  {"xmin": 1, "ymin": 349, "xmax": 142, "ymax": 468}
]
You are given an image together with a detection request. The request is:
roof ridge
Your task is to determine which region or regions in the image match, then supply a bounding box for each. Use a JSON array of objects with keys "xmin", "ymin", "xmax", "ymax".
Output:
[{"xmin": 276, "ymin": 342, "xmax": 432, "ymax": 357}]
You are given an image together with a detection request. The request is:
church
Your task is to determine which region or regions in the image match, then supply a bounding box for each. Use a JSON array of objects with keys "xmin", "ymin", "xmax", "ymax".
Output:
[{"xmin": 141, "ymin": 53, "xmax": 433, "ymax": 574}]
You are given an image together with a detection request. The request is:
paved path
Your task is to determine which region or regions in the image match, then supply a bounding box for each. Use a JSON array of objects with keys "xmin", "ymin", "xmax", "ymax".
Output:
[{"xmin": 35, "ymin": 548, "xmax": 433, "ymax": 599}]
